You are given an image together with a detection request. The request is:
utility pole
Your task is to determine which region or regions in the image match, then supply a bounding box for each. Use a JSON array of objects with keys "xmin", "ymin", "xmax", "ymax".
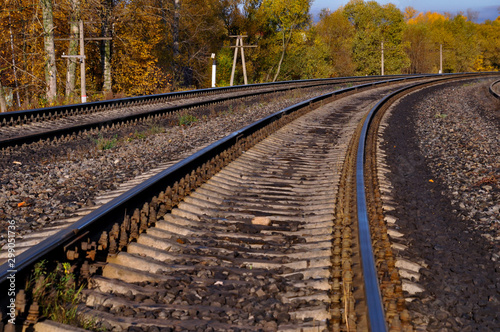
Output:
[
  {"xmin": 79, "ymin": 20, "xmax": 86, "ymax": 102},
  {"xmin": 229, "ymin": 35, "xmax": 257, "ymax": 86},
  {"xmin": 381, "ymin": 42, "xmax": 384, "ymax": 76},
  {"xmin": 61, "ymin": 20, "xmax": 112, "ymax": 103}
]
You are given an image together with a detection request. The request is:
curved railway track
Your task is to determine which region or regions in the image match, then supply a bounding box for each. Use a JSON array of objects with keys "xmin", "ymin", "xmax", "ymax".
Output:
[
  {"xmin": 0, "ymin": 76, "xmax": 430, "ymax": 267},
  {"xmin": 489, "ymin": 79, "xmax": 500, "ymax": 99},
  {"xmin": 0, "ymin": 73, "xmax": 497, "ymax": 332}
]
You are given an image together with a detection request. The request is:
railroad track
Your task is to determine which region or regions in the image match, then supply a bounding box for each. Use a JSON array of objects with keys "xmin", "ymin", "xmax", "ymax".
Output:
[
  {"xmin": 489, "ymin": 79, "xmax": 500, "ymax": 99},
  {"xmin": 0, "ymin": 76, "xmax": 433, "ymax": 267},
  {"xmin": 0, "ymin": 75, "xmax": 412, "ymax": 150},
  {"xmin": 0, "ymin": 73, "xmax": 497, "ymax": 332}
]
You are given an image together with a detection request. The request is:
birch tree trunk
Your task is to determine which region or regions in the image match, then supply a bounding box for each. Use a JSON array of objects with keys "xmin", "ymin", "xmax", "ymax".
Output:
[
  {"xmin": 172, "ymin": 0, "xmax": 181, "ymax": 86},
  {"xmin": 65, "ymin": 0, "xmax": 80, "ymax": 99},
  {"xmin": 0, "ymin": 79, "xmax": 7, "ymax": 112},
  {"xmin": 101, "ymin": 0, "xmax": 112, "ymax": 93},
  {"xmin": 173, "ymin": 0, "xmax": 180, "ymax": 59},
  {"xmin": 102, "ymin": 39, "xmax": 112, "ymax": 93},
  {"xmin": 8, "ymin": 12, "xmax": 21, "ymax": 108},
  {"xmin": 273, "ymin": 29, "xmax": 293, "ymax": 82},
  {"xmin": 41, "ymin": 0, "xmax": 58, "ymax": 103}
]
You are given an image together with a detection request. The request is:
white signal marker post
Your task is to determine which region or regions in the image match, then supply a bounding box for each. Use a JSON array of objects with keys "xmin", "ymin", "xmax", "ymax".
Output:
[{"xmin": 211, "ymin": 53, "xmax": 216, "ymax": 88}]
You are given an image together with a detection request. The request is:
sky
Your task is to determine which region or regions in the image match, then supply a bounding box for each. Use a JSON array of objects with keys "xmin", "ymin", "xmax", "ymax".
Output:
[{"xmin": 310, "ymin": 0, "xmax": 500, "ymax": 22}]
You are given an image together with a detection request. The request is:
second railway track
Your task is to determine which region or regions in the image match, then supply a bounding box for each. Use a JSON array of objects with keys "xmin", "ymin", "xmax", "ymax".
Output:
[
  {"xmin": 0, "ymin": 73, "xmax": 498, "ymax": 331},
  {"xmin": 0, "ymin": 76, "xmax": 413, "ymax": 150}
]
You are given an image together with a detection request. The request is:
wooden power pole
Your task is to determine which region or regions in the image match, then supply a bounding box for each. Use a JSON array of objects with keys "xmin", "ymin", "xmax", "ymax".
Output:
[
  {"xmin": 61, "ymin": 20, "xmax": 112, "ymax": 103},
  {"xmin": 229, "ymin": 35, "xmax": 257, "ymax": 86}
]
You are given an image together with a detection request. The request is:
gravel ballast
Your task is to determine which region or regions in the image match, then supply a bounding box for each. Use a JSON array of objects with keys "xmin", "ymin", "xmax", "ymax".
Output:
[
  {"xmin": 383, "ymin": 78, "xmax": 500, "ymax": 331},
  {"xmin": 0, "ymin": 86, "xmax": 339, "ymax": 248}
]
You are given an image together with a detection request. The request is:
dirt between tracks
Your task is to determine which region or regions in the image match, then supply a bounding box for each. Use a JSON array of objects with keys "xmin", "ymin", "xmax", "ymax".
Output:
[{"xmin": 383, "ymin": 78, "xmax": 500, "ymax": 331}]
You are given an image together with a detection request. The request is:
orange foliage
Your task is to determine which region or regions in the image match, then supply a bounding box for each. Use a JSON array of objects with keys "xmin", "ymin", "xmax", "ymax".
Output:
[
  {"xmin": 111, "ymin": 1, "xmax": 169, "ymax": 95},
  {"xmin": 408, "ymin": 11, "xmax": 448, "ymax": 25}
]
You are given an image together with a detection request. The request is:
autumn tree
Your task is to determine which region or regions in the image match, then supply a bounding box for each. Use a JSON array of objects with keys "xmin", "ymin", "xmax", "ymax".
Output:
[
  {"xmin": 152, "ymin": 0, "xmax": 229, "ymax": 88},
  {"xmin": 284, "ymin": 28, "xmax": 331, "ymax": 79},
  {"xmin": 344, "ymin": 0, "xmax": 409, "ymax": 75},
  {"xmin": 172, "ymin": 0, "xmax": 180, "ymax": 84},
  {"xmin": 179, "ymin": 0, "xmax": 228, "ymax": 86},
  {"xmin": 408, "ymin": 12, "xmax": 452, "ymax": 73},
  {"xmin": 259, "ymin": 0, "xmax": 312, "ymax": 82},
  {"xmin": 476, "ymin": 17, "xmax": 500, "ymax": 70},
  {"xmin": 219, "ymin": 0, "xmax": 245, "ymax": 34},
  {"xmin": 405, "ymin": 11, "xmax": 485, "ymax": 73},
  {"xmin": 404, "ymin": 23, "xmax": 433, "ymax": 73},
  {"xmin": 1, "ymin": 0, "xmax": 46, "ymax": 109},
  {"xmin": 403, "ymin": 8, "xmax": 436, "ymax": 73},
  {"xmin": 447, "ymin": 14, "xmax": 479, "ymax": 72},
  {"xmin": 110, "ymin": 0, "xmax": 167, "ymax": 95},
  {"xmin": 0, "ymin": 5, "xmax": 13, "ymax": 111},
  {"xmin": 316, "ymin": 8, "xmax": 355, "ymax": 76}
]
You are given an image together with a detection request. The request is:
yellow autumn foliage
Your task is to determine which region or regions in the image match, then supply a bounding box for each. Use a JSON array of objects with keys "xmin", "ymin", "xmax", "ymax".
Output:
[{"xmin": 111, "ymin": 1, "xmax": 168, "ymax": 95}]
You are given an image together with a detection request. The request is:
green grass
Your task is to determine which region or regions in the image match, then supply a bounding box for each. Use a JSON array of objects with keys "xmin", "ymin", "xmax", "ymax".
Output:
[
  {"xmin": 95, "ymin": 134, "xmax": 118, "ymax": 150},
  {"xmin": 434, "ymin": 113, "xmax": 448, "ymax": 119},
  {"xmin": 26, "ymin": 261, "xmax": 83, "ymax": 325},
  {"xmin": 26, "ymin": 261, "xmax": 105, "ymax": 330},
  {"xmin": 178, "ymin": 113, "xmax": 198, "ymax": 126},
  {"xmin": 127, "ymin": 131, "xmax": 146, "ymax": 141},
  {"xmin": 148, "ymin": 124, "xmax": 165, "ymax": 134},
  {"xmin": 126, "ymin": 125, "xmax": 166, "ymax": 142}
]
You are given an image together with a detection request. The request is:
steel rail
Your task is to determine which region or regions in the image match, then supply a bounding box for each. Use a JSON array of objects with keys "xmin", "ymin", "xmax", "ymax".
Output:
[
  {"xmin": 356, "ymin": 81, "xmax": 448, "ymax": 331},
  {"xmin": 489, "ymin": 79, "xmax": 500, "ymax": 99},
  {"xmin": 355, "ymin": 72, "xmax": 499, "ymax": 330},
  {"xmin": 357, "ymin": 79, "xmax": 457, "ymax": 331},
  {"xmin": 0, "ymin": 74, "xmax": 413, "ymax": 127}
]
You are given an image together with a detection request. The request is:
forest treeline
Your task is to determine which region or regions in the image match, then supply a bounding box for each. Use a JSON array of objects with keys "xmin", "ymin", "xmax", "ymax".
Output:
[{"xmin": 1, "ymin": 0, "xmax": 499, "ymax": 111}]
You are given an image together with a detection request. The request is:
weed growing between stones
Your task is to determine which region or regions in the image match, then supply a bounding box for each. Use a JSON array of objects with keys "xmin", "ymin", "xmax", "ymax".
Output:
[
  {"xmin": 24, "ymin": 260, "xmax": 92, "ymax": 327},
  {"xmin": 178, "ymin": 113, "xmax": 198, "ymax": 126},
  {"xmin": 95, "ymin": 134, "xmax": 118, "ymax": 150}
]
